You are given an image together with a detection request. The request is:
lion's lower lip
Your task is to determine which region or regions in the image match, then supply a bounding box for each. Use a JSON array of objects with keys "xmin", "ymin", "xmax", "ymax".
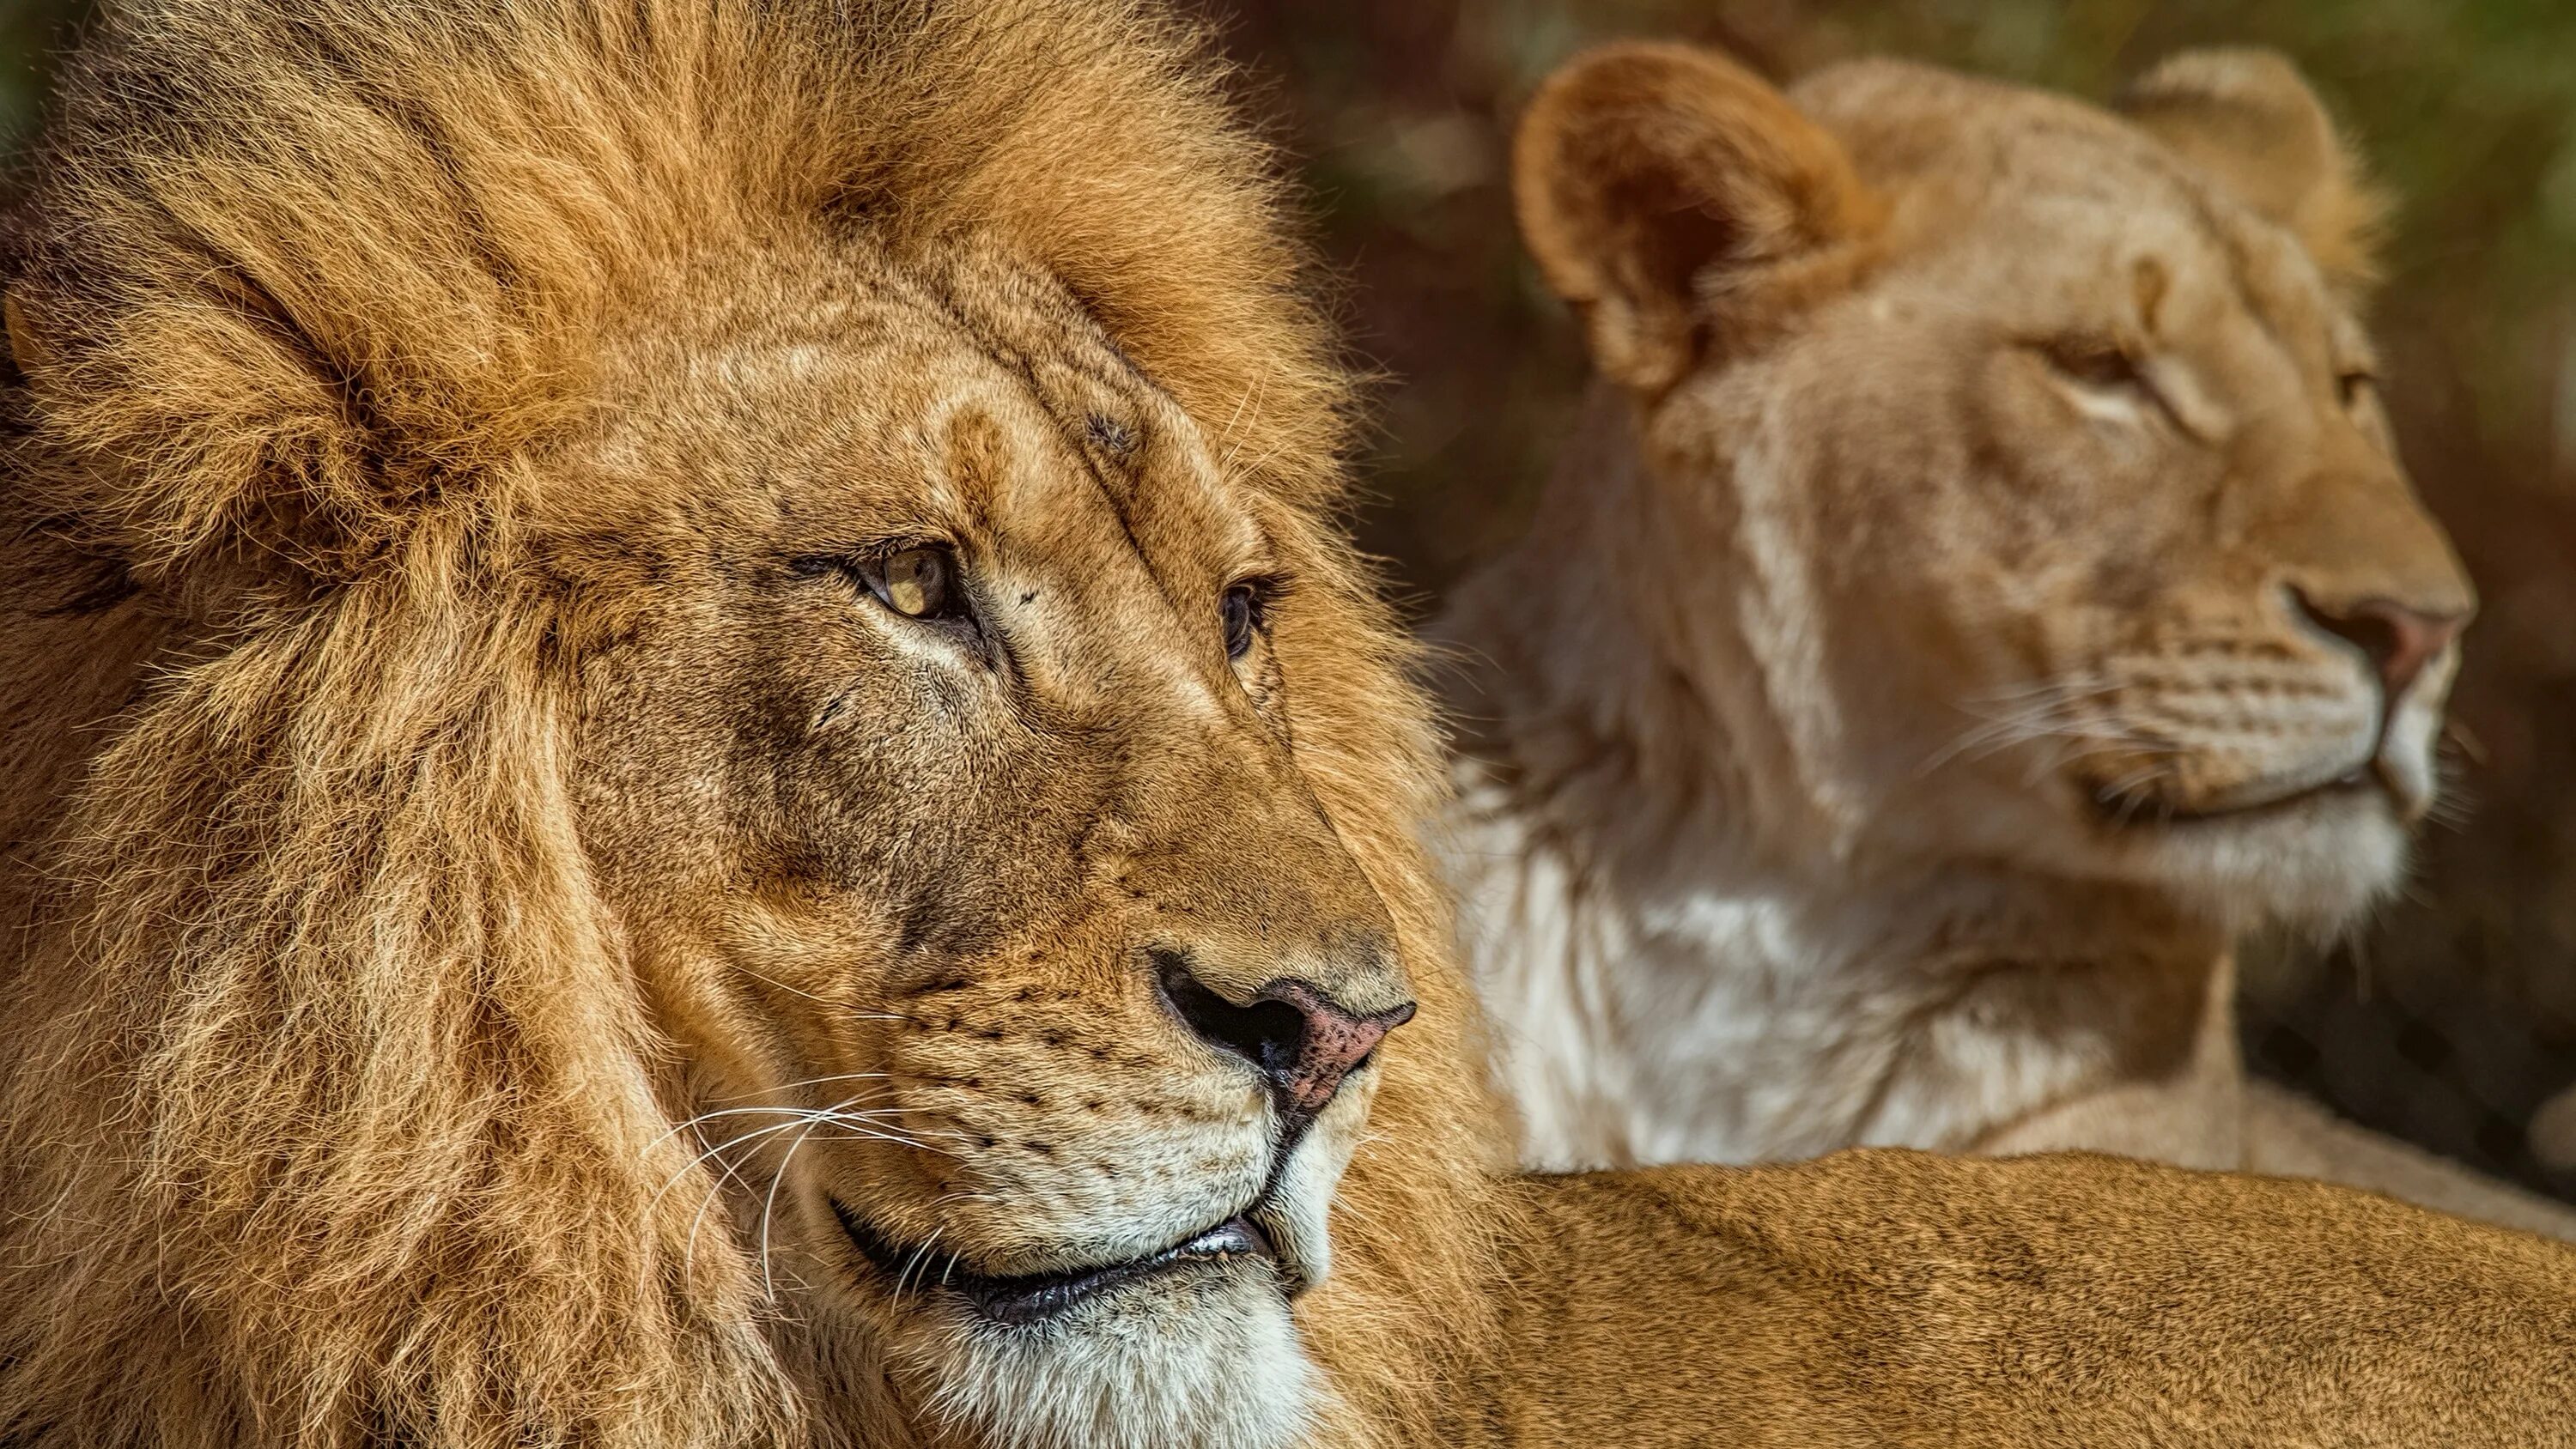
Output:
[{"xmin": 832, "ymin": 1199, "xmax": 1279, "ymax": 1326}]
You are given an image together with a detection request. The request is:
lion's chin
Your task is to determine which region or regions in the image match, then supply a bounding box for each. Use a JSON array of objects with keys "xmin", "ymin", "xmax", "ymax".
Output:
[{"xmin": 887, "ymin": 1255, "xmax": 1318, "ymax": 1449}]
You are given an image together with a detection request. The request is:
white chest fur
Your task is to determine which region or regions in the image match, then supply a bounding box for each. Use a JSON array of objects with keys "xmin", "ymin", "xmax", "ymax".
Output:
[{"xmin": 1442, "ymin": 763, "xmax": 2241, "ymax": 1171}]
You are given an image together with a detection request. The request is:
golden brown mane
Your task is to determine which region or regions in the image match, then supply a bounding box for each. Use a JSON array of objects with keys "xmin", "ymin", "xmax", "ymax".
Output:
[{"xmin": 0, "ymin": 3, "xmax": 1498, "ymax": 1445}]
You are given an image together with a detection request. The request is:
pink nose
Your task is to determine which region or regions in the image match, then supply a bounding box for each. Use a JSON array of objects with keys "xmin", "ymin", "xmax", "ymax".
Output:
[
  {"xmin": 2293, "ymin": 591, "xmax": 2467, "ymax": 701},
  {"xmin": 1157, "ymin": 959, "xmax": 1416, "ymax": 1118},
  {"xmin": 1252, "ymin": 979, "xmax": 1415, "ymax": 1114}
]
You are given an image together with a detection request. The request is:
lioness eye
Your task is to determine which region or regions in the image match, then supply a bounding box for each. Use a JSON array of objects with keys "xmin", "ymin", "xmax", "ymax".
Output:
[
  {"xmin": 1221, "ymin": 583, "xmax": 1261, "ymax": 660},
  {"xmin": 2044, "ymin": 337, "xmax": 2144, "ymax": 391},
  {"xmin": 2336, "ymin": 369, "xmax": 2377, "ymax": 409}
]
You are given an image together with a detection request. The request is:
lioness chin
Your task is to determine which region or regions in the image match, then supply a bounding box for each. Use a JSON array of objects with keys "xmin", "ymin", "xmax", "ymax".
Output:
[
  {"xmin": 1440, "ymin": 39, "xmax": 2576, "ymax": 1240},
  {"xmin": 2, "ymin": 4, "xmax": 2573, "ymax": 1447}
]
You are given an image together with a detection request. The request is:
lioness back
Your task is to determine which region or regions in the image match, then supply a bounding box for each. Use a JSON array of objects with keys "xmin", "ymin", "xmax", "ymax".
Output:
[{"xmin": 1501, "ymin": 1153, "xmax": 2576, "ymax": 1446}]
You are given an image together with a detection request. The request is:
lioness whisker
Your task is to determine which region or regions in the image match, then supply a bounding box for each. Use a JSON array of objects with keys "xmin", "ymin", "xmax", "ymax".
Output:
[{"xmin": 1918, "ymin": 679, "xmax": 2133, "ymax": 776}]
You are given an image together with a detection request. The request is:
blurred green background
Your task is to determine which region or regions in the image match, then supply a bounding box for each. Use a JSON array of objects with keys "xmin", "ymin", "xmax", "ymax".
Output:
[{"xmin": 6, "ymin": 0, "xmax": 2573, "ymax": 1194}]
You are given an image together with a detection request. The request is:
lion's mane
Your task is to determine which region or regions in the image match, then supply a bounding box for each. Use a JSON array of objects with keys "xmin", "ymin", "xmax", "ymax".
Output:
[{"xmin": 0, "ymin": 3, "xmax": 1500, "ymax": 1445}]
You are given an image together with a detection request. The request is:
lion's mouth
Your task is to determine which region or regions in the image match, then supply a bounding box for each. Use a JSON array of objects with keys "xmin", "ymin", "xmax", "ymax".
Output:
[{"xmin": 831, "ymin": 1198, "xmax": 1283, "ymax": 1326}]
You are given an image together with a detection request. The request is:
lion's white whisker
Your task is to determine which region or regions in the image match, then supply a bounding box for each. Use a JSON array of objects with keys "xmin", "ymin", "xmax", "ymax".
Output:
[{"xmin": 758, "ymin": 1113, "xmax": 831, "ymax": 1303}]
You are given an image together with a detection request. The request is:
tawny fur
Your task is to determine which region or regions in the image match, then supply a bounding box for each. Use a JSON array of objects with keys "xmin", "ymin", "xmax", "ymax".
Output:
[
  {"xmin": 1443, "ymin": 39, "xmax": 2576, "ymax": 1239},
  {"xmin": 0, "ymin": 3, "xmax": 1494, "ymax": 1446},
  {"xmin": 3, "ymin": 7, "xmax": 2573, "ymax": 1449}
]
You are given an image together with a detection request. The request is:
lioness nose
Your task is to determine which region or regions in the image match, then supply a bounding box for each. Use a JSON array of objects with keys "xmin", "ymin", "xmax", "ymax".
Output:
[
  {"xmin": 1156, "ymin": 955, "xmax": 1416, "ymax": 1119},
  {"xmin": 2293, "ymin": 590, "xmax": 2468, "ymax": 702}
]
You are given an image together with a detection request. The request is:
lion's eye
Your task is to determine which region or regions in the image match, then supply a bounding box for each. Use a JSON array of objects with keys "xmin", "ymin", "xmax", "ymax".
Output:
[
  {"xmin": 1221, "ymin": 583, "xmax": 1263, "ymax": 660},
  {"xmin": 2336, "ymin": 369, "xmax": 2378, "ymax": 409},
  {"xmin": 793, "ymin": 544, "xmax": 971, "ymax": 628},
  {"xmin": 880, "ymin": 545, "xmax": 958, "ymax": 620}
]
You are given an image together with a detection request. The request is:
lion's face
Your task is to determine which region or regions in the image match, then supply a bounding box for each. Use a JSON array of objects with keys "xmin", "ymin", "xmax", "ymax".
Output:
[
  {"xmin": 557, "ymin": 242, "xmax": 1412, "ymax": 1449},
  {"xmin": 1516, "ymin": 47, "xmax": 2470, "ymax": 929},
  {"xmin": 0, "ymin": 3, "xmax": 1490, "ymax": 1445}
]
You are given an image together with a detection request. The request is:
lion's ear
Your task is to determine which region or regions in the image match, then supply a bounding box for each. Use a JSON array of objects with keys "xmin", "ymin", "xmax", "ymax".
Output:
[
  {"xmin": 2118, "ymin": 48, "xmax": 2387, "ymax": 291},
  {"xmin": 1512, "ymin": 41, "xmax": 1881, "ymax": 395}
]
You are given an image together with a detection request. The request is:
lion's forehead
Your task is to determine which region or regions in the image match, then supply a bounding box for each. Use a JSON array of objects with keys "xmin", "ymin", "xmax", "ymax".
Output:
[{"xmin": 546, "ymin": 246, "xmax": 1270, "ymax": 597}]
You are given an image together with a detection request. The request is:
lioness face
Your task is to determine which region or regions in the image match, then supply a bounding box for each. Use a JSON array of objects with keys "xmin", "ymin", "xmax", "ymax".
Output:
[
  {"xmin": 1742, "ymin": 76, "xmax": 2475, "ymax": 929},
  {"xmin": 1519, "ymin": 49, "xmax": 2473, "ymax": 931},
  {"xmin": 556, "ymin": 242, "xmax": 1412, "ymax": 1449}
]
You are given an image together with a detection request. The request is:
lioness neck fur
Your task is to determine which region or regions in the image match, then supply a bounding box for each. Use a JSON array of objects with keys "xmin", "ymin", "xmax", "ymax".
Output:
[
  {"xmin": 1440, "ymin": 39, "xmax": 2576, "ymax": 1242},
  {"xmin": 2, "ymin": 6, "xmax": 2571, "ymax": 1446}
]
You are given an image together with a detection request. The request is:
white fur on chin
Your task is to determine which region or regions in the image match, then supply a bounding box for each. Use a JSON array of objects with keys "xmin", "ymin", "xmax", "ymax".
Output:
[
  {"xmin": 2111, "ymin": 791, "xmax": 2410, "ymax": 935},
  {"xmin": 902, "ymin": 1268, "xmax": 1317, "ymax": 1449}
]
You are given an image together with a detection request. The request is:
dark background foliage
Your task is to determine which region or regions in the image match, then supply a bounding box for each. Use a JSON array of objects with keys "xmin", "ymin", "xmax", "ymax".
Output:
[{"xmin": 7, "ymin": 0, "xmax": 2573, "ymax": 1197}]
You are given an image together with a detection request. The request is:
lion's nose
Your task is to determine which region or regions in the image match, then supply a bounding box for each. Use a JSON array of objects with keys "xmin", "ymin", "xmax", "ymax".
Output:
[
  {"xmin": 2293, "ymin": 588, "xmax": 2468, "ymax": 702},
  {"xmin": 1156, "ymin": 954, "xmax": 1416, "ymax": 1119}
]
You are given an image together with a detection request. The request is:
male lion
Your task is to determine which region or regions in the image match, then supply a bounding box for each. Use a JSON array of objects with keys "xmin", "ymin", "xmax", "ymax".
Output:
[
  {"xmin": 2, "ymin": 5, "xmax": 2572, "ymax": 1448},
  {"xmin": 1441, "ymin": 39, "xmax": 2576, "ymax": 1237}
]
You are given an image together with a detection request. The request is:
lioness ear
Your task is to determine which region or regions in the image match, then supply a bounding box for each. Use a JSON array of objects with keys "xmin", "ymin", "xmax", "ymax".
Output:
[
  {"xmin": 1513, "ymin": 42, "xmax": 1881, "ymax": 395},
  {"xmin": 2118, "ymin": 48, "xmax": 2387, "ymax": 291}
]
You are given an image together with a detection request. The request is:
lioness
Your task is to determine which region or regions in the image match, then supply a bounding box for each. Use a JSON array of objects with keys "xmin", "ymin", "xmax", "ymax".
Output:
[
  {"xmin": 1439, "ymin": 39, "xmax": 2576, "ymax": 1240},
  {"xmin": 1, "ymin": 4, "xmax": 2570, "ymax": 1448}
]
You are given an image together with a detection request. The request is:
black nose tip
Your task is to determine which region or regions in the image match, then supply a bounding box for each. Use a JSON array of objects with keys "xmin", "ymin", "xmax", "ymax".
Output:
[{"xmin": 1155, "ymin": 953, "xmax": 1415, "ymax": 1116}]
